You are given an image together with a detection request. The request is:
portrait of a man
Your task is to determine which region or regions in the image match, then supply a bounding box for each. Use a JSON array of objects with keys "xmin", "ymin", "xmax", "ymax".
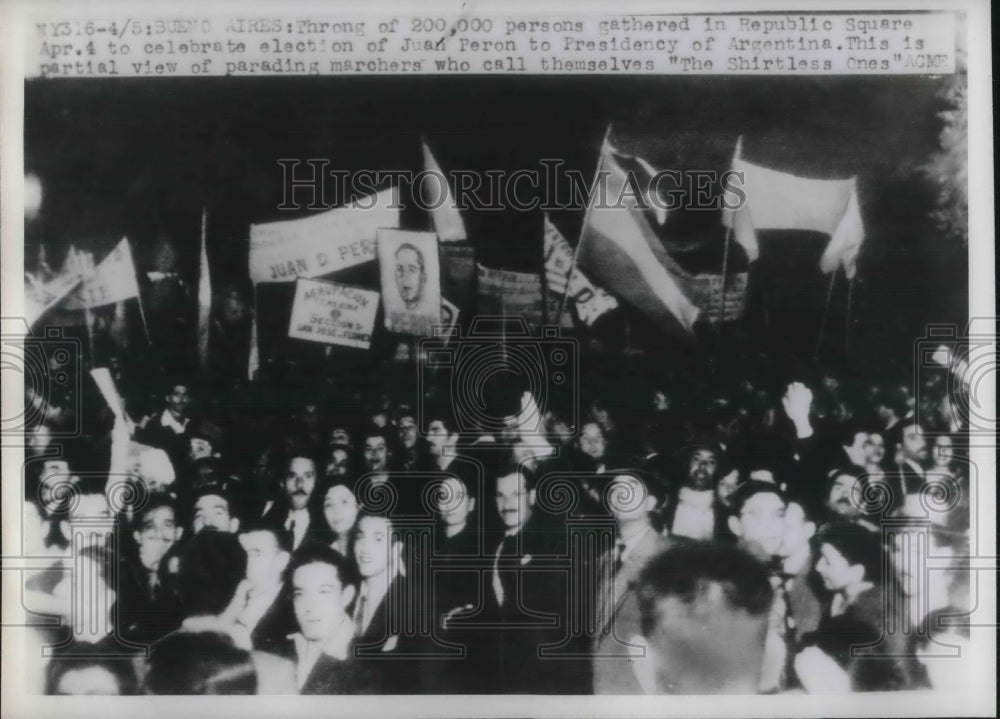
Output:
[
  {"xmin": 377, "ymin": 229, "xmax": 441, "ymax": 336},
  {"xmin": 394, "ymin": 243, "xmax": 426, "ymax": 309}
]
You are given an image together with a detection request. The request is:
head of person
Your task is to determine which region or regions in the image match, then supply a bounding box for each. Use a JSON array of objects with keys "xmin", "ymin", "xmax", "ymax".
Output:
[
  {"xmin": 190, "ymin": 457, "xmax": 224, "ymax": 493},
  {"xmin": 494, "ymin": 464, "xmax": 536, "ymax": 532},
  {"xmin": 191, "ymin": 486, "xmax": 239, "ymax": 534},
  {"xmin": 778, "ymin": 499, "xmax": 817, "ymax": 562},
  {"xmin": 352, "ymin": 512, "xmax": 401, "ymax": 581},
  {"xmin": 727, "ymin": 481, "xmax": 788, "ymax": 561},
  {"xmin": 238, "ymin": 521, "xmax": 292, "ymax": 590},
  {"xmin": 132, "ymin": 497, "xmax": 179, "ymax": 571},
  {"xmin": 434, "ymin": 475, "xmax": 476, "ymax": 531},
  {"xmin": 361, "ymin": 426, "xmax": 392, "ymax": 474},
  {"xmin": 605, "ymin": 470, "xmax": 663, "ymax": 525},
  {"xmin": 426, "ymin": 415, "xmax": 460, "ymax": 459},
  {"xmin": 874, "ymin": 385, "xmax": 907, "ymax": 424},
  {"xmin": 45, "ymin": 656, "xmax": 138, "ymax": 696},
  {"xmin": 325, "ymin": 447, "xmax": 352, "ymax": 480},
  {"xmin": 892, "ymin": 418, "xmax": 928, "ymax": 466},
  {"xmin": 322, "ymin": 481, "xmax": 359, "ymax": 538},
  {"xmin": 145, "ymin": 631, "xmax": 257, "ymax": 695},
  {"xmin": 394, "ymin": 243, "xmax": 426, "ymax": 307},
  {"xmin": 864, "ymin": 431, "xmax": 886, "ymax": 466},
  {"xmin": 932, "ymin": 434, "xmax": 955, "ymax": 470},
  {"xmin": 683, "ymin": 442, "xmax": 722, "ymax": 492},
  {"xmin": 282, "ymin": 446, "xmax": 318, "ymax": 511},
  {"xmin": 396, "ymin": 409, "xmax": 418, "ymax": 451},
  {"xmin": 177, "ymin": 529, "xmax": 247, "ymax": 619},
  {"xmin": 288, "ymin": 543, "xmax": 359, "ymax": 641},
  {"xmin": 824, "ymin": 467, "xmax": 865, "ymax": 521},
  {"xmin": 813, "ymin": 522, "xmax": 884, "ymax": 593},
  {"xmin": 328, "ymin": 425, "xmax": 354, "ymax": 452},
  {"xmin": 188, "ymin": 419, "xmax": 223, "ymax": 463},
  {"xmin": 36, "ymin": 460, "xmax": 76, "ymax": 515},
  {"xmin": 577, "ymin": 421, "xmax": 607, "ymax": 462},
  {"xmin": 889, "ymin": 510, "xmax": 967, "ymax": 597},
  {"xmin": 164, "ymin": 382, "xmax": 193, "ymax": 421},
  {"xmin": 633, "ymin": 544, "xmax": 774, "ymax": 694}
]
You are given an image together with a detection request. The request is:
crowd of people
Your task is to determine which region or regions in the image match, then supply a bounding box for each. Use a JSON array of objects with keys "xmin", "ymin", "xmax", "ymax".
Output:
[{"xmin": 19, "ymin": 322, "xmax": 973, "ymax": 696}]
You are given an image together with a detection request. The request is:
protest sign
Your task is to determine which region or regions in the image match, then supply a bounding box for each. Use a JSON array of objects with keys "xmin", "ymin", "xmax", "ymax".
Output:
[
  {"xmin": 287, "ymin": 278, "xmax": 380, "ymax": 350},
  {"xmin": 377, "ymin": 229, "xmax": 441, "ymax": 336}
]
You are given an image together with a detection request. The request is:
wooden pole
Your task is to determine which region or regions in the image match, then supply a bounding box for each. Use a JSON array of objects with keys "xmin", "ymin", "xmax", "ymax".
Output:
[{"xmin": 813, "ymin": 269, "xmax": 838, "ymax": 361}]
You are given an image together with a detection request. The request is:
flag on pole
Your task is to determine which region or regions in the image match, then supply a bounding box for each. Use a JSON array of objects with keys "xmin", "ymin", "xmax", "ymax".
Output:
[
  {"xmin": 544, "ymin": 214, "xmax": 618, "ymax": 327},
  {"xmin": 421, "ymin": 139, "xmax": 467, "ymax": 242},
  {"xmin": 722, "ymin": 137, "xmax": 865, "ymax": 278},
  {"xmin": 197, "ymin": 210, "xmax": 211, "ymax": 372},
  {"xmin": 577, "ymin": 139, "xmax": 700, "ymax": 334}
]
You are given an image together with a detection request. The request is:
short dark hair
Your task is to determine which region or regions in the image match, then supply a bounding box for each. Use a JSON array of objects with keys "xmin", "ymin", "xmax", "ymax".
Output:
[
  {"xmin": 730, "ymin": 480, "xmax": 786, "ymax": 517},
  {"xmin": 285, "ymin": 541, "xmax": 359, "ymax": 589},
  {"xmin": 45, "ymin": 655, "xmax": 139, "ymax": 695},
  {"xmin": 605, "ymin": 468, "xmax": 666, "ymax": 506},
  {"xmin": 177, "ymin": 531, "xmax": 247, "ymax": 618},
  {"xmin": 637, "ymin": 544, "xmax": 774, "ymax": 638},
  {"xmin": 238, "ymin": 518, "xmax": 293, "ymax": 554},
  {"xmin": 395, "ymin": 242, "xmax": 424, "ymax": 269},
  {"xmin": 812, "ymin": 521, "xmax": 885, "ymax": 582},
  {"xmin": 495, "ymin": 462, "xmax": 537, "ymax": 492},
  {"xmin": 131, "ymin": 495, "xmax": 176, "ymax": 532},
  {"xmin": 189, "ymin": 484, "xmax": 237, "ymax": 520},
  {"xmin": 145, "ymin": 631, "xmax": 257, "ymax": 695}
]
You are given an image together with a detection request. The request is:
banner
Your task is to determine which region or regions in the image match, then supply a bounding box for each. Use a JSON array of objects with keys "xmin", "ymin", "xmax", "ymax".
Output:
[
  {"xmin": 26, "ymin": 269, "xmax": 83, "ymax": 326},
  {"xmin": 288, "ymin": 278, "xmax": 380, "ymax": 350},
  {"xmin": 421, "ymin": 139, "xmax": 467, "ymax": 242},
  {"xmin": 377, "ymin": 229, "xmax": 442, "ymax": 336},
  {"xmin": 440, "ymin": 241, "xmax": 476, "ymax": 310},
  {"xmin": 543, "ymin": 214, "xmax": 618, "ymax": 327},
  {"xmin": 723, "ymin": 137, "xmax": 865, "ymax": 278},
  {"xmin": 476, "ymin": 263, "xmax": 544, "ymax": 327},
  {"xmin": 678, "ymin": 271, "xmax": 749, "ymax": 324},
  {"xmin": 249, "ymin": 186, "xmax": 399, "ymax": 284},
  {"xmin": 65, "ymin": 238, "xmax": 140, "ymax": 310}
]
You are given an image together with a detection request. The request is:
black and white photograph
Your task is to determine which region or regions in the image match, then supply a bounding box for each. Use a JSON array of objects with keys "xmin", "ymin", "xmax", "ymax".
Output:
[{"xmin": 1, "ymin": 2, "xmax": 994, "ymax": 717}]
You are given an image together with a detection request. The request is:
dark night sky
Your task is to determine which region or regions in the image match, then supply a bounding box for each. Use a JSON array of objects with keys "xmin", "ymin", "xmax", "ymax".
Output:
[{"xmin": 24, "ymin": 74, "xmax": 967, "ymax": 363}]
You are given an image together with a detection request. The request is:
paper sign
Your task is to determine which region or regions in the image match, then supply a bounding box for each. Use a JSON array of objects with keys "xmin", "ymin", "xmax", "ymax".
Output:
[
  {"xmin": 288, "ymin": 278, "xmax": 380, "ymax": 349},
  {"xmin": 377, "ymin": 229, "xmax": 442, "ymax": 336},
  {"xmin": 476, "ymin": 263, "xmax": 544, "ymax": 327}
]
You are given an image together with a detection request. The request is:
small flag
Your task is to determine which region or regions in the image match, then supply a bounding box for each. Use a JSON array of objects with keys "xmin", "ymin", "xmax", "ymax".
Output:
[
  {"xmin": 421, "ymin": 139, "xmax": 467, "ymax": 242},
  {"xmin": 65, "ymin": 238, "xmax": 140, "ymax": 310}
]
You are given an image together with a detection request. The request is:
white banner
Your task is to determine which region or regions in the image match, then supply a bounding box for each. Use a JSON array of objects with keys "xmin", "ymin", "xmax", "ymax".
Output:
[{"xmin": 287, "ymin": 278, "xmax": 380, "ymax": 349}]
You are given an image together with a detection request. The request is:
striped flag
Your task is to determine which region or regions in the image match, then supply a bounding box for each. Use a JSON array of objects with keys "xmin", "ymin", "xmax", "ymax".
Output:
[
  {"xmin": 544, "ymin": 214, "xmax": 618, "ymax": 327},
  {"xmin": 722, "ymin": 137, "xmax": 865, "ymax": 278},
  {"xmin": 577, "ymin": 139, "xmax": 700, "ymax": 334}
]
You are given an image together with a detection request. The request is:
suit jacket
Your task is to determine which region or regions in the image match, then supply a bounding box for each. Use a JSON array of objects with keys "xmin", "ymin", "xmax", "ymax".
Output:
[
  {"xmin": 260, "ymin": 502, "xmax": 323, "ymax": 549},
  {"xmin": 249, "ymin": 591, "xmax": 297, "ymax": 658},
  {"xmin": 352, "ymin": 574, "xmax": 424, "ymax": 693},
  {"xmin": 300, "ymin": 651, "xmax": 372, "ymax": 694},
  {"xmin": 592, "ymin": 528, "xmax": 671, "ymax": 694}
]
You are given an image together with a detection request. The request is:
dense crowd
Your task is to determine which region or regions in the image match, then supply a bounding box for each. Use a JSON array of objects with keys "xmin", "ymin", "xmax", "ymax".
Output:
[{"xmin": 20, "ymin": 325, "xmax": 973, "ymax": 696}]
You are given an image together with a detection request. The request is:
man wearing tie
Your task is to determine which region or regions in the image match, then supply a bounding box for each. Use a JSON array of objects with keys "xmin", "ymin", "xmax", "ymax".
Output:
[
  {"xmin": 592, "ymin": 470, "xmax": 670, "ymax": 694},
  {"xmin": 263, "ymin": 446, "xmax": 320, "ymax": 551}
]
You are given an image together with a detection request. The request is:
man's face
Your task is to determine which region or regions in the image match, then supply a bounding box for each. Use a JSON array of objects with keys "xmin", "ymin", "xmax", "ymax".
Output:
[
  {"xmin": 864, "ymin": 433, "xmax": 885, "ymax": 465},
  {"xmin": 165, "ymin": 385, "xmax": 191, "ymax": 419},
  {"xmin": 285, "ymin": 457, "xmax": 317, "ymax": 510},
  {"xmin": 932, "ymin": 436, "xmax": 954, "ymax": 467},
  {"xmin": 240, "ymin": 530, "xmax": 289, "ymax": 589},
  {"xmin": 608, "ymin": 474, "xmax": 651, "ymax": 522},
  {"xmin": 733, "ymin": 492, "xmax": 786, "ymax": 559},
  {"xmin": 188, "ymin": 437, "xmax": 214, "ymax": 462},
  {"xmin": 495, "ymin": 471, "xmax": 532, "ymax": 531},
  {"xmin": 815, "ymin": 543, "xmax": 857, "ymax": 591},
  {"xmin": 364, "ymin": 436, "xmax": 389, "ymax": 473},
  {"xmin": 192, "ymin": 494, "xmax": 235, "ymax": 533},
  {"xmin": 292, "ymin": 562, "xmax": 350, "ymax": 641},
  {"xmin": 39, "ymin": 465, "xmax": 73, "ymax": 513},
  {"xmin": 578, "ymin": 422, "xmax": 607, "ymax": 461},
  {"xmin": 325, "ymin": 448, "xmax": 350, "ymax": 479},
  {"xmin": 826, "ymin": 474, "xmax": 860, "ymax": 519},
  {"xmin": 354, "ymin": 515, "xmax": 394, "ymax": 579},
  {"xmin": 394, "ymin": 247, "xmax": 425, "ymax": 306},
  {"xmin": 323, "ymin": 484, "xmax": 359, "ymax": 536},
  {"xmin": 134, "ymin": 506, "xmax": 177, "ymax": 570},
  {"xmin": 778, "ymin": 502, "xmax": 814, "ymax": 559},
  {"xmin": 426, "ymin": 419, "xmax": 454, "ymax": 457},
  {"xmin": 901, "ymin": 424, "xmax": 928, "ymax": 463},
  {"xmin": 398, "ymin": 416, "xmax": 418, "ymax": 450},
  {"xmin": 687, "ymin": 449, "xmax": 719, "ymax": 491},
  {"xmin": 436, "ymin": 477, "xmax": 474, "ymax": 528}
]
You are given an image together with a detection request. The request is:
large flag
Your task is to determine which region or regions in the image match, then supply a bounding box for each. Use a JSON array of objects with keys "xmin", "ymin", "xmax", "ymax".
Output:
[
  {"xmin": 544, "ymin": 214, "xmax": 618, "ymax": 327},
  {"xmin": 722, "ymin": 137, "xmax": 865, "ymax": 278},
  {"xmin": 197, "ymin": 210, "xmax": 211, "ymax": 372},
  {"xmin": 577, "ymin": 139, "xmax": 701, "ymax": 334},
  {"xmin": 421, "ymin": 139, "xmax": 467, "ymax": 242},
  {"xmin": 65, "ymin": 238, "xmax": 139, "ymax": 310}
]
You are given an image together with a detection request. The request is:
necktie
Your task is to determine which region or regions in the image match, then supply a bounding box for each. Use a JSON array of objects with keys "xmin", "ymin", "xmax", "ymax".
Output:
[
  {"xmin": 492, "ymin": 534, "xmax": 513, "ymax": 608},
  {"xmin": 354, "ymin": 593, "xmax": 367, "ymax": 637},
  {"xmin": 613, "ymin": 539, "xmax": 627, "ymax": 575}
]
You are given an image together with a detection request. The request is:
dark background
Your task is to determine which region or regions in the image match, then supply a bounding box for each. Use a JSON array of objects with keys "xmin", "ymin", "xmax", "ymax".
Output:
[{"xmin": 24, "ymin": 75, "xmax": 968, "ymax": 376}]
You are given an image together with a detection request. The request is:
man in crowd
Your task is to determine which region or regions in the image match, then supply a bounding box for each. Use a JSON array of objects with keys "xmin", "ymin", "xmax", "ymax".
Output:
[
  {"xmin": 666, "ymin": 442, "xmax": 724, "ymax": 541},
  {"xmin": 262, "ymin": 446, "xmax": 321, "ymax": 550}
]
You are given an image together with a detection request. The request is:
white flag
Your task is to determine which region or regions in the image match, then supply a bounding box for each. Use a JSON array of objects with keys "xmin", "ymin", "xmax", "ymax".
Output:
[
  {"xmin": 65, "ymin": 238, "xmax": 139, "ymax": 309},
  {"xmin": 544, "ymin": 214, "xmax": 618, "ymax": 327},
  {"xmin": 198, "ymin": 211, "xmax": 211, "ymax": 371},
  {"xmin": 421, "ymin": 139, "xmax": 467, "ymax": 242}
]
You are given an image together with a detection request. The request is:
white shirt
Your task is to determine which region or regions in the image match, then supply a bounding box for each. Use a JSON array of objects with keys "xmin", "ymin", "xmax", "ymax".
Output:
[
  {"xmin": 288, "ymin": 615, "xmax": 354, "ymax": 689},
  {"xmin": 160, "ymin": 409, "xmax": 188, "ymax": 434},
  {"xmin": 285, "ymin": 508, "xmax": 311, "ymax": 549},
  {"xmin": 616, "ymin": 524, "xmax": 654, "ymax": 566},
  {"xmin": 671, "ymin": 487, "xmax": 716, "ymax": 541},
  {"xmin": 492, "ymin": 528, "xmax": 522, "ymax": 607}
]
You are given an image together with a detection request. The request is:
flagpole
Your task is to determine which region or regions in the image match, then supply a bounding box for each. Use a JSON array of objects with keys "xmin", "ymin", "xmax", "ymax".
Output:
[
  {"xmin": 135, "ymin": 284, "xmax": 151, "ymax": 345},
  {"xmin": 845, "ymin": 275, "xmax": 854, "ymax": 355},
  {"xmin": 813, "ymin": 268, "xmax": 837, "ymax": 361},
  {"xmin": 558, "ymin": 123, "xmax": 613, "ymax": 324},
  {"xmin": 714, "ymin": 226, "xmax": 733, "ymax": 362}
]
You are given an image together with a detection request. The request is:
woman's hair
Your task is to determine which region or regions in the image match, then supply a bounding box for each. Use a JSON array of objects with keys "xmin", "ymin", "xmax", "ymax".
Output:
[{"xmin": 145, "ymin": 630, "xmax": 257, "ymax": 695}]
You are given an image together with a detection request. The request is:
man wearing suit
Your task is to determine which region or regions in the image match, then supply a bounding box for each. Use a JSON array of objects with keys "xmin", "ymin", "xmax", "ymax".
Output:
[
  {"xmin": 262, "ymin": 447, "xmax": 322, "ymax": 551},
  {"xmin": 593, "ymin": 470, "xmax": 670, "ymax": 694}
]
